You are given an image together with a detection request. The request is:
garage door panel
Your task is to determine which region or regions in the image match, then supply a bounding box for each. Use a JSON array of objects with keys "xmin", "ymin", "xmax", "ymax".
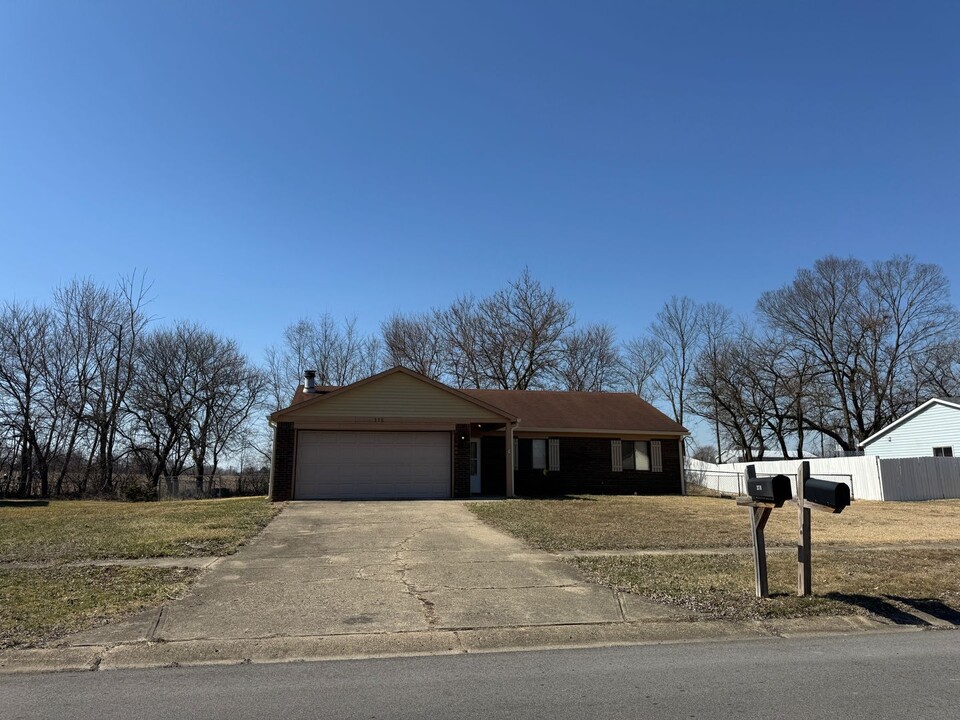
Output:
[{"xmin": 295, "ymin": 431, "xmax": 451, "ymax": 499}]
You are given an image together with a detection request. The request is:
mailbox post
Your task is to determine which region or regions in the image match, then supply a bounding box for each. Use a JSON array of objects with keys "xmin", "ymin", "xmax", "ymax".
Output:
[
  {"xmin": 738, "ymin": 461, "xmax": 850, "ymax": 599},
  {"xmin": 797, "ymin": 461, "xmax": 812, "ymax": 597},
  {"xmin": 738, "ymin": 465, "xmax": 792, "ymax": 599}
]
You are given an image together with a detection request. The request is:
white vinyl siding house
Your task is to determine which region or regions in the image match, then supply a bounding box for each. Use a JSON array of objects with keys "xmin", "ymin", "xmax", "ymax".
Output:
[{"xmin": 861, "ymin": 399, "xmax": 960, "ymax": 459}]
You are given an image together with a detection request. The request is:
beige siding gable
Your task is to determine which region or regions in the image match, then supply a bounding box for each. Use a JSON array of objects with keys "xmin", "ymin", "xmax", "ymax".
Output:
[{"xmin": 284, "ymin": 371, "xmax": 508, "ymax": 421}]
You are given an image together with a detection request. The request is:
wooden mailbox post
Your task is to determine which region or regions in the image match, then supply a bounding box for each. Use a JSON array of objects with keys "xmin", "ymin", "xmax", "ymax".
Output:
[
  {"xmin": 797, "ymin": 461, "xmax": 813, "ymax": 597},
  {"xmin": 740, "ymin": 460, "xmax": 850, "ymax": 599},
  {"xmin": 737, "ymin": 464, "xmax": 775, "ymax": 598}
]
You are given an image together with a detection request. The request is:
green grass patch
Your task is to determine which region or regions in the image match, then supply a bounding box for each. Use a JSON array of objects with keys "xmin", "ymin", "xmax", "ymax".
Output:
[
  {"xmin": 573, "ymin": 549, "xmax": 960, "ymax": 622},
  {"xmin": 0, "ymin": 566, "xmax": 199, "ymax": 648},
  {"xmin": 0, "ymin": 497, "xmax": 280, "ymax": 562}
]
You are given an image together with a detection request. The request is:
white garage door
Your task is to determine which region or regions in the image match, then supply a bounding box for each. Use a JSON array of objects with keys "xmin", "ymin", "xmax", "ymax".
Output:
[{"xmin": 294, "ymin": 431, "xmax": 451, "ymax": 499}]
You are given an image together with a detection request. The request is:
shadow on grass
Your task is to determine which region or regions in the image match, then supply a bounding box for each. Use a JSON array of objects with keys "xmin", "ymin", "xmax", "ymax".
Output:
[
  {"xmin": 0, "ymin": 499, "xmax": 49, "ymax": 508},
  {"xmin": 886, "ymin": 595, "xmax": 960, "ymax": 626}
]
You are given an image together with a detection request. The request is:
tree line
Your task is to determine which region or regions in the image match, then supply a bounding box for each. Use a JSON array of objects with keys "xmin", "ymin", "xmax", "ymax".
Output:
[
  {"xmin": 0, "ymin": 275, "xmax": 267, "ymax": 498},
  {"xmin": 4, "ymin": 255, "xmax": 958, "ymax": 497},
  {"xmin": 267, "ymin": 258, "xmax": 960, "ymax": 462}
]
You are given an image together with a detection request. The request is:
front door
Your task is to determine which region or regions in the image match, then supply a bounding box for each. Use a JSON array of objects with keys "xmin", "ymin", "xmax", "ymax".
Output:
[{"xmin": 469, "ymin": 439, "xmax": 482, "ymax": 494}]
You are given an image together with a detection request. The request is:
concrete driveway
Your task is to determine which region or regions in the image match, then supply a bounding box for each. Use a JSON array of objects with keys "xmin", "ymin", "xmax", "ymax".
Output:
[{"xmin": 70, "ymin": 501, "xmax": 680, "ymax": 647}]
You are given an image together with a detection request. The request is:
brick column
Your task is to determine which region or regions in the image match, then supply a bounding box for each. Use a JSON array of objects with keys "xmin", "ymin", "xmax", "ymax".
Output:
[
  {"xmin": 270, "ymin": 422, "xmax": 295, "ymax": 501},
  {"xmin": 452, "ymin": 424, "xmax": 471, "ymax": 498}
]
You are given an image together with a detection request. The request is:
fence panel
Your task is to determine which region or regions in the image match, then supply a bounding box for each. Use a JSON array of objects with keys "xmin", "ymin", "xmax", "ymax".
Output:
[
  {"xmin": 686, "ymin": 456, "xmax": 884, "ymax": 500},
  {"xmin": 879, "ymin": 457, "xmax": 960, "ymax": 501}
]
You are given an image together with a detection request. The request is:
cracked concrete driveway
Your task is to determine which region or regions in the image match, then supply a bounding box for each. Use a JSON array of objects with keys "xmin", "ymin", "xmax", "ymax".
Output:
[{"xmin": 69, "ymin": 501, "xmax": 680, "ymax": 646}]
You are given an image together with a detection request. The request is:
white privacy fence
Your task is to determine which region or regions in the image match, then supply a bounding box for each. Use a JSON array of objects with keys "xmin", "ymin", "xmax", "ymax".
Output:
[{"xmin": 685, "ymin": 455, "xmax": 960, "ymax": 501}]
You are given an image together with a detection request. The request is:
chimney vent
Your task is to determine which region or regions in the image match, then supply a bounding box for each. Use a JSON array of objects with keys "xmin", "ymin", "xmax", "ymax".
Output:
[{"xmin": 304, "ymin": 370, "xmax": 317, "ymax": 393}]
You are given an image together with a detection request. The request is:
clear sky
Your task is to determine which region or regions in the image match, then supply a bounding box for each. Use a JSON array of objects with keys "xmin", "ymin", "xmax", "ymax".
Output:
[{"xmin": 2, "ymin": 1, "xmax": 958, "ymax": 364}]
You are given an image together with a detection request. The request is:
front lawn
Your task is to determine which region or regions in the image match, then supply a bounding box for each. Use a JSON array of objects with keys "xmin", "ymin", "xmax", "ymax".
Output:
[
  {"xmin": 573, "ymin": 548, "xmax": 960, "ymax": 622},
  {"xmin": 468, "ymin": 495, "xmax": 960, "ymax": 623},
  {"xmin": 0, "ymin": 497, "xmax": 280, "ymax": 648},
  {"xmin": 466, "ymin": 495, "xmax": 960, "ymax": 551},
  {"xmin": 0, "ymin": 497, "xmax": 280, "ymax": 563},
  {"xmin": 0, "ymin": 566, "xmax": 199, "ymax": 649}
]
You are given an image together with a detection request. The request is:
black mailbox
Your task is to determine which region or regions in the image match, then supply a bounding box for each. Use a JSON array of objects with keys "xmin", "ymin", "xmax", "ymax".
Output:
[
  {"xmin": 804, "ymin": 478, "xmax": 851, "ymax": 513},
  {"xmin": 746, "ymin": 474, "xmax": 793, "ymax": 507}
]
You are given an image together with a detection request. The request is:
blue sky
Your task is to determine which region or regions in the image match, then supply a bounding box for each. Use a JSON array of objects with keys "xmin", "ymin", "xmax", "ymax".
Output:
[{"xmin": 1, "ymin": 1, "xmax": 958, "ymax": 364}]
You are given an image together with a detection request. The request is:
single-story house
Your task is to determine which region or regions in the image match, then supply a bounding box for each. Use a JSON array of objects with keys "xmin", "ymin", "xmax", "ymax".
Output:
[
  {"xmin": 860, "ymin": 397, "xmax": 960, "ymax": 459},
  {"xmin": 267, "ymin": 366, "xmax": 689, "ymax": 500}
]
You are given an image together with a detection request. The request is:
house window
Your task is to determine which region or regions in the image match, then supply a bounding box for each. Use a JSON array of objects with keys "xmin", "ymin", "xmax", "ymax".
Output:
[
  {"xmin": 934, "ymin": 447, "xmax": 954, "ymax": 457},
  {"xmin": 618, "ymin": 440, "xmax": 650, "ymax": 471},
  {"xmin": 532, "ymin": 439, "xmax": 547, "ymax": 469}
]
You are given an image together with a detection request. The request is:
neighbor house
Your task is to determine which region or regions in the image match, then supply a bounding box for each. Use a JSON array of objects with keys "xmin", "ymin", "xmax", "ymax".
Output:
[
  {"xmin": 268, "ymin": 366, "xmax": 689, "ymax": 500},
  {"xmin": 860, "ymin": 397, "xmax": 960, "ymax": 459}
]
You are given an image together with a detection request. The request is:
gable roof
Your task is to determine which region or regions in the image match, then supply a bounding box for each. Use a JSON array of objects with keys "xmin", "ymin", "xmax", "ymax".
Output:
[
  {"xmin": 271, "ymin": 366, "xmax": 517, "ymax": 423},
  {"xmin": 859, "ymin": 397, "xmax": 960, "ymax": 448},
  {"xmin": 460, "ymin": 388, "xmax": 688, "ymax": 435},
  {"xmin": 275, "ymin": 367, "xmax": 688, "ymax": 435}
]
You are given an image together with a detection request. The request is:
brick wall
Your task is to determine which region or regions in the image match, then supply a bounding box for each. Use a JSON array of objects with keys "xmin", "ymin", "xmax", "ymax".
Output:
[
  {"xmin": 512, "ymin": 436, "xmax": 682, "ymax": 496},
  {"xmin": 452, "ymin": 424, "xmax": 471, "ymax": 498},
  {"xmin": 270, "ymin": 422, "xmax": 295, "ymax": 501}
]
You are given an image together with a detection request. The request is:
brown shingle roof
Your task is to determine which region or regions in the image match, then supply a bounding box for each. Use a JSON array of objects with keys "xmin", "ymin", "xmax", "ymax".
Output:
[
  {"xmin": 285, "ymin": 369, "xmax": 686, "ymax": 435},
  {"xmin": 460, "ymin": 388, "xmax": 687, "ymax": 434}
]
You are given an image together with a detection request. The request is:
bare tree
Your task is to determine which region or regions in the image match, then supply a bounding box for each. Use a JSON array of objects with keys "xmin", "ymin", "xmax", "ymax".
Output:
[
  {"xmin": 128, "ymin": 323, "xmax": 266, "ymax": 494},
  {"xmin": 757, "ymin": 255, "xmax": 960, "ymax": 449},
  {"xmin": 381, "ymin": 312, "xmax": 445, "ymax": 378},
  {"xmin": 650, "ymin": 296, "xmax": 703, "ymax": 428},
  {"xmin": 697, "ymin": 303, "xmax": 734, "ymax": 460},
  {"xmin": 619, "ymin": 336, "xmax": 664, "ymax": 398},
  {"xmin": 691, "ymin": 335, "xmax": 767, "ymax": 461},
  {"xmin": 125, "ymin": 327, "xmax": 194, "ymax": 488},
  {"xmin": 0, "ymin": 302, "xmax": 54, "ymax": 495},
  {"xmin": 553, "ymin": 323, "xmax": 620, "ymax": 391},
  {"xmin": 269, "ymin": 314, "xmax": 379, "ymax": 404},
  {"xmin": 435, "ymin": 297, "xmax": 486, "ymax": 388}
]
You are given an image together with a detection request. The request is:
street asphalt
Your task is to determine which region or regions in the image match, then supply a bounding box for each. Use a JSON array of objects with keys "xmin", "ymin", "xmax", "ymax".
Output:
[{"xmin": 3, "ymin": 629, "xmax": 958, "ymax": 719}]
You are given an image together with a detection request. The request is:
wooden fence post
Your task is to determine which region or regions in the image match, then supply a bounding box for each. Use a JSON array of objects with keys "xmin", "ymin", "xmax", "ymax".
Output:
[{"xmin": 798, "ymin": 460, "xmax": 812, "ymax": 596}]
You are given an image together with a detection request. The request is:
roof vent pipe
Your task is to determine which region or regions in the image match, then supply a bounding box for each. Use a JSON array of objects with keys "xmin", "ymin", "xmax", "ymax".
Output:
[{"xmin": 304, "ymin": 370, "xmax": 317, "ymax": 393}]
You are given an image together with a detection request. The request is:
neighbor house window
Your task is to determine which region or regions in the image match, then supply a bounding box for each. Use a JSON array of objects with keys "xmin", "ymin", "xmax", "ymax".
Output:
[
  {"xmin": 615, "ymin": 440, "xmax": 650, "ymax": 471},
  {"xmin": 934, "ymin": 447, "xmax": 954, "ymax": 457},
  {"xmin": 531, "ymin": 439, "xmax": 547, "ymax": 469}
]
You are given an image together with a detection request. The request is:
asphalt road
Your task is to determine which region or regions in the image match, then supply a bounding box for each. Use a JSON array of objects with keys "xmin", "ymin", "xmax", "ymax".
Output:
[{"xmin": 4, "ymin": 631, "xmax": 959, "ymax": 720}]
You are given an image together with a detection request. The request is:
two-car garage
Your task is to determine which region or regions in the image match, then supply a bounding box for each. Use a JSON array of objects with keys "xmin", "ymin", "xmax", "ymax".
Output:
[
  {"xmin": 293, "ymin": 431, "xmax": 452, "ymax": 499},
  {"xmin": 269, "ymin": 368, "xmax": 516, "ymax": 501}
]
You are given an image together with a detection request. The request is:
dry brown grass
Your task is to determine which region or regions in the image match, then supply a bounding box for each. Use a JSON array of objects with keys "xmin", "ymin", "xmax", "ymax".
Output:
[
  {"xmin": 574, "ymin": 548, "xmax": 960, "ymax": 622},
  {"xmin": 467, "ymin": 495, "xmax": 960, "ymax": 551}
]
